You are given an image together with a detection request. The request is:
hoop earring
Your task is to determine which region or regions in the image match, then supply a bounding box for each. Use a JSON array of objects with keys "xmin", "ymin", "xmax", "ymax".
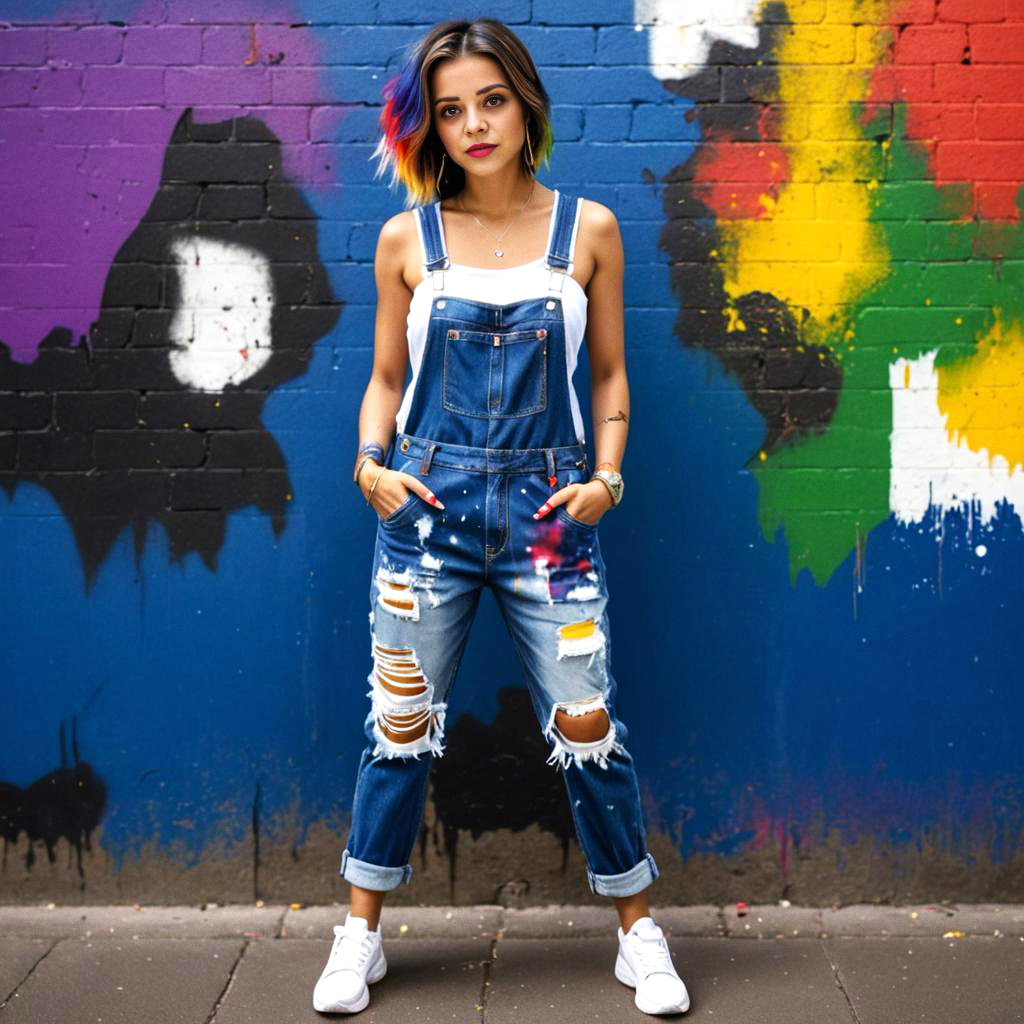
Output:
[
  {"xmin": 524, "ymin": 128, "xmax": 535, "ymax": 173},
  {"xmin": 436, "ymin": 152, "xmax": 446, "ymax": 194}
]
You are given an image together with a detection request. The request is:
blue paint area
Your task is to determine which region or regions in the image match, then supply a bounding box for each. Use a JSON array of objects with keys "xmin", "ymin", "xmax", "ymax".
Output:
[{"xmin": 1, "ymin": 1, "xmax": 1022, "ymax": 886}]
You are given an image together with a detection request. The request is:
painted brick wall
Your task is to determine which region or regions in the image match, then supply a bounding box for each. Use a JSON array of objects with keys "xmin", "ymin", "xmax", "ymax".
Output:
[{"xmin": 1, "ymin": 0, "xmax": 1022, "ymax": 904}]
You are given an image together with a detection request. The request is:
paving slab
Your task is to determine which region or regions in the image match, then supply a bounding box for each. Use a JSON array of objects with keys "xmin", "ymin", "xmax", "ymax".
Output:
[
  {"xmin": 0, "ymin": 937, "xmax": 244, "ymax": 1024},
  {"xmin": 501, "ymin": 904, "xmax": 721, "ymax": 938},
  {"xmin": 822, "ymin": 903, "xmax": 1024, "ymax": 937},
  {"xmin": 282, "ymin": 903, "xmax": 503, "ymax": 940},
  {"xmin": 213, "ymin": 937, "xmax": 492, "ymax": 1024},
  {"xmin": 0, "ymin": 939, "xmax": 52, "ymax": 1004},
  {"xmin": 485, "ymin": 935, "xmax": 854, "ymax": 1023},
  {"xmin": 825, "ymin": 936, "xmax": 1024, "ymax": 1024},
  {"xmin": 0, "ymin": 904, "xmax": 284, "ymax": 940},
  {"xmin": 721, "ymin": 904, "xmax": 822, "ymax": 939}
]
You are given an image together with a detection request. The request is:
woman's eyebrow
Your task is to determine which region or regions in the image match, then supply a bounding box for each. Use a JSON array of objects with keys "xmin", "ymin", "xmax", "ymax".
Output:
[{"xmin": 434, "ymin": 83, "xmax": 509, "ymax": 105}]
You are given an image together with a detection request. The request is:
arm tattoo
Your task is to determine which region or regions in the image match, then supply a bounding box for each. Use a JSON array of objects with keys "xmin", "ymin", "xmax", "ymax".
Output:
[{"xmin": 599, "ymin": 409, "xmax": 629, "ymax": 425}]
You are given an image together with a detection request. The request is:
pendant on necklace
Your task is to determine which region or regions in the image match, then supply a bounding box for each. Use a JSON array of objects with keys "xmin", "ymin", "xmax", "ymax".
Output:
[{"xmin": 494, "ymin": 248, "xmax": 503, "ymax": 258}]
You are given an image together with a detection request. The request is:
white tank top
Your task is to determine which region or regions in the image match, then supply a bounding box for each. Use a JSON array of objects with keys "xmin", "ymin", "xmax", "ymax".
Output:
[{"xmin": 395, "ymin": 190, "xmax": 589, "ymax": 445}]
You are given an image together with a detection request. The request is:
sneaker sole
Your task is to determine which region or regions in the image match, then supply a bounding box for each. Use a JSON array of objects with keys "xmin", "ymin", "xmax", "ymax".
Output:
[
  {"xmin": 312, "ymin": 952, "xmax": 387, "ymax": 1013},
  {"xmin": 614, "ymin": 952, "xmax": 691, "ymax": 1015}
]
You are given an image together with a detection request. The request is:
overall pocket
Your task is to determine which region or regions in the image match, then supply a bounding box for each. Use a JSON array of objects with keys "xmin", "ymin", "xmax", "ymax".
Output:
[
  {"xmin": 442, "ymin": 327, "xmax": 548, "ymax": 419},
  {"xmin": 554, "ymin": 466, "xmax": 600, "ymax": 531},
  {"xmin": 377, "ymin": 456, "xmax": 422, "ymax": 527}
]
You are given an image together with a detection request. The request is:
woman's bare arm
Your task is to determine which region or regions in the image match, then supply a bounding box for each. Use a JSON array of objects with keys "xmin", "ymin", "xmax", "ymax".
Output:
[
  {"xmin": 581, "ymin": 200, "xmax": 629, "ymax": 475},
  {"xmin": 353, "ymin": 212, "xmax": 412, "ymax": 471},
  {"xmin": 353, "ymin": 214, "xmax": 444, "ymax": 515},
  {"xmin": 533, "ymin": 200, "xmax": 628, "ymax": 524}
]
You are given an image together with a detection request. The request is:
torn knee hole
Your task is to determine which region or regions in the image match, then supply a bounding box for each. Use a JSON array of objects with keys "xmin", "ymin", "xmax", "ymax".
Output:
[
  {"xmin": 554, "ymin": 707, "xmax": 610, "ymax": 743},
  {"xmin": 367, "ymin": 634, "xmax": 447, "ymax": 759},
  {"xmin": 543, "ymin": 694, "xmax": 623, "ymax": 770},
  {"xmin": 378, "ymin": 707, "xmax": 434, "ymax": 743}
]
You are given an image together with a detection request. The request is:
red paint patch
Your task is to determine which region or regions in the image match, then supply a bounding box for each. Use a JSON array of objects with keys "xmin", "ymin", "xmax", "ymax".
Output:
[
  {"xmin": 867, "ymin": 3, "xmax": 1024, "ymax": 221},
  {"xmin": 692, "ymin": 108, "xmax": 790, "ymax": 220}
]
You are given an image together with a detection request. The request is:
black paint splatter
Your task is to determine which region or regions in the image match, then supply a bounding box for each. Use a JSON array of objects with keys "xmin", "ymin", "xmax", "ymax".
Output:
[
  {"xmin": 658, "ymin": 4, "xmax": 843, "ymax": 455},
  {"xmin": 0, "ymin": 108, "xmax": 341, "ymax": 588},
  {"xmin": 0, "ymin": 717, "xmax": 107, "ymax": 884},
  {"xmin": 428, "ymin": 686, "xmax": 577, "ymax": 900}
]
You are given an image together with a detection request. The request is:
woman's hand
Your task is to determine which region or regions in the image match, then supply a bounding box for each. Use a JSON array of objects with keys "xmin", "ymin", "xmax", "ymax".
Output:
[
  {"xmin": 360, "ymin": 463, "xmax": 445, "ymax": 521},
  {"xmin": 533, "ymin": 480, "xmax": 612, "ymax": 525}
]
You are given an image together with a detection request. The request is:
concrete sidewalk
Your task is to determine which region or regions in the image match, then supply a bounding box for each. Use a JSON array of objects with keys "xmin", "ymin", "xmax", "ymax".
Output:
[{"xmin": 1, "ymin": 902, "xmax": 1022, "ymax": 1022}]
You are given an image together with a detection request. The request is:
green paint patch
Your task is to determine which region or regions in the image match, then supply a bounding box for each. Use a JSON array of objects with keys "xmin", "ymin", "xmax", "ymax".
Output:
[{"xmin": 751, "ymin": 103, "xmax": 1024, "ymax": 586}]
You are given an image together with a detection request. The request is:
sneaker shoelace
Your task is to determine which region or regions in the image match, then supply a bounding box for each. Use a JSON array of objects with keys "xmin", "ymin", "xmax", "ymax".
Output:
[
  {"xmin": 325, "ymin": 923, "xmax": 373, "ymax": 975},
  {"xmin": 629, "ymin": 924, "xmax": 676, "ymax": 978}
]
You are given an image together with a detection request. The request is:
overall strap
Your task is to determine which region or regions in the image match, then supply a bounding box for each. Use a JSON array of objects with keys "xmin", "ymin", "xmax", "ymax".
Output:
[
  {"xmin": 413, "ymin": 201, "xmax": 450, "ymax": 294},
  {"xmin": 545, "ymin": 190, "xmax": 583, "ymax": 298}
]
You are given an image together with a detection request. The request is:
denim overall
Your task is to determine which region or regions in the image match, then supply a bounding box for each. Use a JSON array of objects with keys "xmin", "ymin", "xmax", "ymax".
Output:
[{"xmin": 340, "ymin": 190, "xmax": 659, "ymax": 898}]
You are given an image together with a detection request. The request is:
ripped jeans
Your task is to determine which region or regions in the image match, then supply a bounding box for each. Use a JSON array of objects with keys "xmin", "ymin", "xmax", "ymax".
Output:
[{"xmin": 340, "ymin": 432, "xmax": 659, "ymax": 899}]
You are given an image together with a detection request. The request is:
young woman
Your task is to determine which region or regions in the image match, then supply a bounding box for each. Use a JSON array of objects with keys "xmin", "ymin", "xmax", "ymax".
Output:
[{"xmin": 313, "ymin": 18, "xmax": 690, "ymax": 1017}]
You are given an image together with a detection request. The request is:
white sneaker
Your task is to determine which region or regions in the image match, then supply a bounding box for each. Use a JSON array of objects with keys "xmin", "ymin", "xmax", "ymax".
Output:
[
  {"xmin": 312, "ymin": 912, "xmax": 387, "ymax": 1014},
  {"xmin": 614, "ymin": 916, "xmax": 691, "ymax": 1015}
]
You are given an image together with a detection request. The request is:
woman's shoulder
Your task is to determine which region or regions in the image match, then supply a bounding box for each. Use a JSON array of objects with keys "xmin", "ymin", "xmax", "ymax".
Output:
[{"xmin": 572, "ymin": 195, "xmax": 617, "ymax": 231}]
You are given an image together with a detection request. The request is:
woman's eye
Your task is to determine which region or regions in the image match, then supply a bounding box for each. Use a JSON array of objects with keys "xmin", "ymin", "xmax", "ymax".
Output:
[{"xmin": 441, "ymin": 95, "xmax": 504, "ymax": 119}]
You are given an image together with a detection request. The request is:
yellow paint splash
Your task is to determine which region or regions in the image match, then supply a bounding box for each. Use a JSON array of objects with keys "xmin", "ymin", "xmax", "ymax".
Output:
[
  {"xmin": 937, "ymin": 310, "xmax": 1024, "ymax": 474},
  {"xmin": 714, "ymin": 0, "xmax": 891, "ymax": 348}
]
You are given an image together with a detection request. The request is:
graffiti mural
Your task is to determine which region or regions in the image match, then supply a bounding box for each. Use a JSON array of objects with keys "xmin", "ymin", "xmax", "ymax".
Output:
[
  {"xmin": 645, "ymin": 0, "xmax": 1024, "ymax": 585},
  {"xmin": 2, "ymin": 0, "xmax": 1022, "ymax": 904},
  {"xmin": 0, "ymin": 109, "xmax": 339, "ymax": 585}
]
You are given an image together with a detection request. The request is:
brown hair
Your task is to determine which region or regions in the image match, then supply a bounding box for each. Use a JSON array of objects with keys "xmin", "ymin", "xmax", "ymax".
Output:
[{"xmin": 372, "ymin": 18, "xmax": 554, "ymax": 207}]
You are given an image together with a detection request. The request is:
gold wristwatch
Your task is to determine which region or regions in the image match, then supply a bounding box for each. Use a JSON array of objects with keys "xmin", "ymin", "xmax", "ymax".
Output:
[{"xmin": 591, "ymin": 467, "xmax": 624, "ymax": 507}]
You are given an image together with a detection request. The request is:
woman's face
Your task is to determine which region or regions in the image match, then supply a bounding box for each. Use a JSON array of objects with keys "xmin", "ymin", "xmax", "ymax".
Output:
[{"xmin": 430, "ymin": 53, "xmax": 527, "ymax": 180}]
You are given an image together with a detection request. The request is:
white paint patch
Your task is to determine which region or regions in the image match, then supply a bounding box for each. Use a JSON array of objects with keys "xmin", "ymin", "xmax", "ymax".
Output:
[
  {"xmin": 635, "ymin": 0, "xmax": 761, "ymax": 79},
  {"xmin": 167, "ymin": 235, "xmax": 273, "ymax": 390},
  {"xmin": 414, "ymin": 514, "xmax": 434, "ymax": 543},
  {"xmin": 533, "ymin": 555, "xmax": 554, "ymax": 606},
  {"xmin": 890, "ymin": 351, "xmax": 1024, "ymax": 525},
  {"xmin": 566, "ymin": 570, "xmax": 601, "ymax": 602}
]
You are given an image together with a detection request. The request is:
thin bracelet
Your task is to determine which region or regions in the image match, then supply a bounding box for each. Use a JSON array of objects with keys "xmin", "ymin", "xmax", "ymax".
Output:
[
  {"xmin": 365, "ymin": 467, "xmax": 386, "ymax": 504},
  {"xmin": 354, "ymin": 454, "xmax": 379, "ymax": 487},
  {"xmin": 354, "ymin": 442, "xmax": 385, "ymax": 483}
]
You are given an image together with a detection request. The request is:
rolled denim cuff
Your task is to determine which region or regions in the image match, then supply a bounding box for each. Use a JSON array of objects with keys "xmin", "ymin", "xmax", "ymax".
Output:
[
  {"xmin": 587, "ymin": 851, "xmax": 658, "ymax": 898},
  {"xmin": 340, "ymin": 847, "xmax": 414, "ymax": 890}
]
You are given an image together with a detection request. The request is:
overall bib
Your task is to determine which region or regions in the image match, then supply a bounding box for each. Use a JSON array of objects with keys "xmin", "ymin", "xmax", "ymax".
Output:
[{"xmin": 340, "ymin": 190, "xmax": 659, "ymax": 898}]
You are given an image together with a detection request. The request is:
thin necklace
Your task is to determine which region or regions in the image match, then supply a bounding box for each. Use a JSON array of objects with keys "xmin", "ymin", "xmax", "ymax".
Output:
[{"xmin": 456, "ymin": 179, "xmax": 536, "ymax": 259}]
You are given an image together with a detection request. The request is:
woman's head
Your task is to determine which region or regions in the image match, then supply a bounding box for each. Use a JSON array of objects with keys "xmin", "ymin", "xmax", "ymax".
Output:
[{"xmin": 372, "ymin": 19, "xmax": 553, "ymax": 207}]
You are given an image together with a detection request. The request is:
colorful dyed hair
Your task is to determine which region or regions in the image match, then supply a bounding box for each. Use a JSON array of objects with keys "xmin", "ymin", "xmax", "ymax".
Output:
[{"xmin": 371, "ymin": 18, "xmax": 554, "ymax": 208}]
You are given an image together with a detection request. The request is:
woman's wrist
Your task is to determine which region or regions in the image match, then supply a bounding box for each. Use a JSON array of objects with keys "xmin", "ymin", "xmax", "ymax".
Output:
[{"xmin": 355, "ymin": 457, "xmax": 382, "ymax": 494}]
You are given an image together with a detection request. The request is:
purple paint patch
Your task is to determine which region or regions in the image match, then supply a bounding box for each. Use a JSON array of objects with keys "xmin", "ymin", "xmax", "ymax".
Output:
[{"xmin": 0, "ymin": 4, "xmax": 338, "ymax": 360}]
